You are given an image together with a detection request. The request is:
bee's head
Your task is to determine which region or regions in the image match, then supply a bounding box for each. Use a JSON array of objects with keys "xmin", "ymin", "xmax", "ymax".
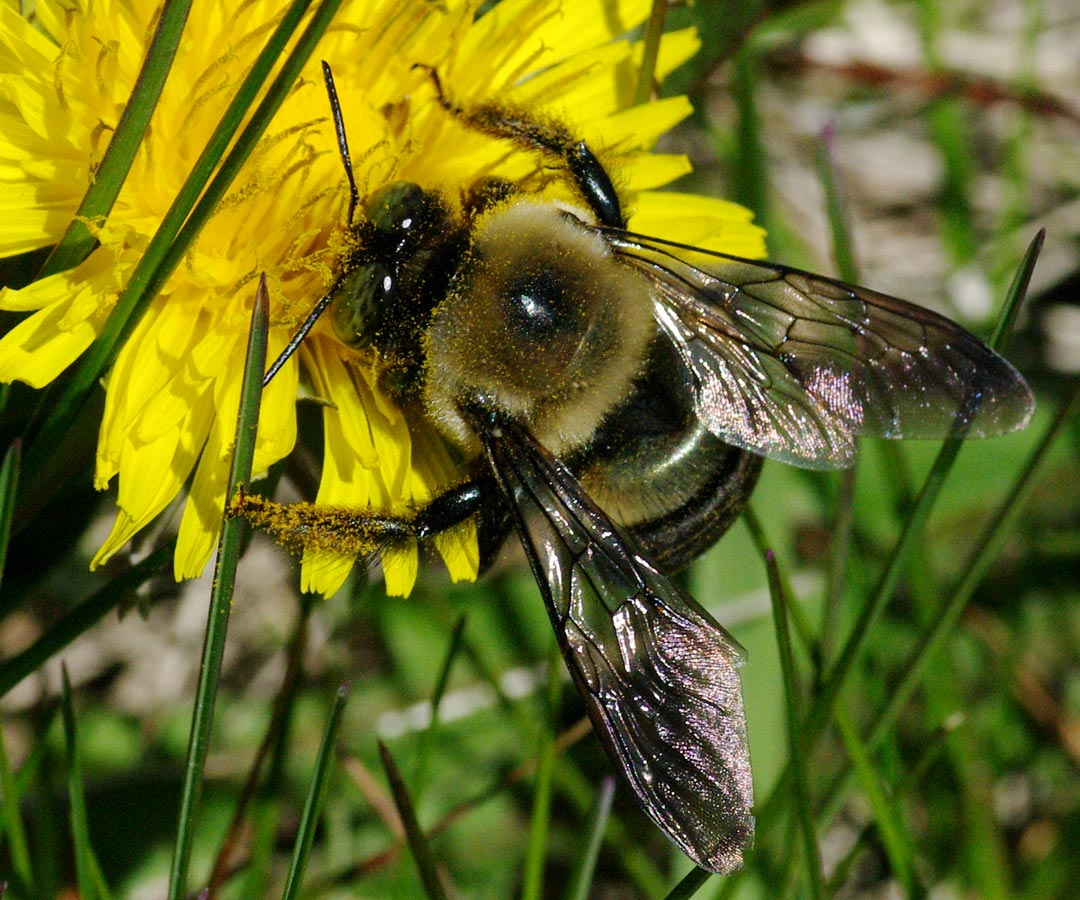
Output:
[
  {"xmin": 423, "ymin": 200, "xmax": 654, "ymax": 457},
  {"xmin": 329, "ymin": 180, "xmax": 451, "ymax": 350}
]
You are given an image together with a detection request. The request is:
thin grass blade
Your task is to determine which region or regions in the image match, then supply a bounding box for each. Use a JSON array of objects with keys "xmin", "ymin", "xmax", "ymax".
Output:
[
  {"xmin": 834, "ymin": 707, "xmax": 922, "ymax": 897},
  {"xmin": 563, "ymin": 776, "xmax": 615, "ymax": 900},
  {"xmin": 0, "ymin": 705, "xmax": 33, "ymax": 892},
  {"xmin": 989, "ymin": 229, "xmax": 1043, "ymax": 347},
  {"xmin": 731, "ymin": 45, "xmax": 768, "ymax": 223},
  {"xmin": 634, "ymin": 0, "xmax": 669, "ymax": 106},
  {"xmin": 761, "ymin": 545, "xmax": 824, "ymax": 900},
  {"xmin": 814, "ymin": 125, "xmax": 859, "ymax": 284},
  {"xmin": 280, "ymin": 682, "xmax": 349, "ymax": 900},
  {"xmin": 851, "ymin": 228, "xmax": 1051, "ymax": 755},
  {"xmin": 521, "ymin": 641, "xmax": 563, "ymax": 900},
  {"xmin": 412, "ymin": 615, "xmax": 468, "ymax": 794},
  {"xmin": 827, "ymin": 715, "xmax": 957, "ymax": 894},
  {"xmin": 61, "ymin": 665, "xmax": 114, "ymax": 900},
  {"xmin": 663, "ymin": 866, "xmax": 711, "ymax": 900},
  {"xmin": 378, "ymin": 740, "xmax": 451, "ymax": 900},
  {"xmin": 166, "ymin": 277, "xmax": 268, "ymax": 900},
  {"xmin": 753, "ymin": 222, "xmax": 1041, "ymax": 848},
  {"xmin": 0, "ymin": 439, "xmax": 21, "ymax": 601},
  {"xmin": 868, "ymin": 386, "xmax": 1079, "ymax": 756},
  {"xmin": 207, "ymin": 593, "xmax": 314, "ymax": 897},
  {"xmin": 24, "ymin": 0, "xmax": 340, "ymax": 485},
  {"xmin": 810, "ymin": 387, "xmax": 1075, "ymax": 856},
  {"xmin": 39, "ymin": 0, "xmax": 192, "ymax": 277}
]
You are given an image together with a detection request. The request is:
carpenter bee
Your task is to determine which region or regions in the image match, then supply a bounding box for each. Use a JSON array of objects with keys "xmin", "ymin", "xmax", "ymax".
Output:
[{"xmin": 237, "ymin": 63, "xmax": 1034, "ymax": 873}]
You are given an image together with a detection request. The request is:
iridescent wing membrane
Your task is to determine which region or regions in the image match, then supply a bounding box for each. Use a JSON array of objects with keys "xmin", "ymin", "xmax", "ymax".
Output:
[
  {"xmin": 482, "ymin": 419, "xmax": 754, "ymax": 874},
  {"xmin": 604, "ymin": 230, "xmax": 1035, "ymax": 468}
]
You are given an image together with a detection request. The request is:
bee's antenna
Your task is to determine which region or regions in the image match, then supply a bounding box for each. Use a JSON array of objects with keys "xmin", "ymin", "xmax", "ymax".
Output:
[
  {"xmin": 322, "ymin": 61, "xmax": 360, "ymax": 222},
  {"xmin": 263, "ymin": 64, "xmax": 360, "ymax": 387},
  {"xmin": 262, "ymin": 288, "xmax": 334, "ymax": 386}
]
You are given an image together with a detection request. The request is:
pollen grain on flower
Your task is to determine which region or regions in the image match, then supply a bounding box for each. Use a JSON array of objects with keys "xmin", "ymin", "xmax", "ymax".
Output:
[{"xmin": 0, "ymin": 0, "xmax": 766, "ymax": 597}]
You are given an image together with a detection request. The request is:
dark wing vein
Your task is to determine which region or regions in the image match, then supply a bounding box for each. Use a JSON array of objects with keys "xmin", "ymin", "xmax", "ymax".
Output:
[
  {"xmin": 482, "ymin": 419, "xmax": 753, "ymax": 874},
  {"xmin": 605, "ymin": 229, "xmax": 1034, "ymax": 468}
]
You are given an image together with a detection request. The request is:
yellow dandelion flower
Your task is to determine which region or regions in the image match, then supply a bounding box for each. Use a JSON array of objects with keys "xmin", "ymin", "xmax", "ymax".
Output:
[{"xmin": 0, "ymin": 0, "xmax": 766, "ymax": 597}]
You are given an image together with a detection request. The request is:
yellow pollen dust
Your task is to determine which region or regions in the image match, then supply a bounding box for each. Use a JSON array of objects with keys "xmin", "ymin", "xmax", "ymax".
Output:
[{"xmin": 229, "ymin": 492, "xmax": 412, "ymax": 560}]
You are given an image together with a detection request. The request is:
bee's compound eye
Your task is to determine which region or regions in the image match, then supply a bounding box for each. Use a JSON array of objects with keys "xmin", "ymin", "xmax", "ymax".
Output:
[
  {"xmin": 330, "ymin": 263, "xmax": 391, "ymax": 347},
  {"xmin": 364, "ymin": 181, "xmax": 428, "ymax": 233}
]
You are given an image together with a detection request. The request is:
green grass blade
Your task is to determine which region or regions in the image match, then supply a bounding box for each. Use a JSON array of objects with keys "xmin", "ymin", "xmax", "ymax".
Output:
[
  {"xmin": 822, "ymin": 465, "xmax": 856, "ymax": 667},
  {"xmin": 827, "ymin": 715, "xmax": 956, "ymax": 894},
  {"xmin": 810, "ymin": 131, "xmax": 866, "ymax": 662},
  {"xmin": 521, "ymin": 641, "xmax": 564, "ymax": 900},
  {"xmin": 412, "ymin": 615, "xmax": 468, "ymax": 794},
  {"xmin": 805, "ymin": 430, "xmax": 959, "ymax": 740},
  {"xmin": 845, "ymin": 227, "xmax": 1048, "ymax": 757},
  {"xmin": 61, "ymin": 665, "xmax": 114, "ymax": 900},
  {"xmin": 868, "ymin": 387, "xmax": 1079, "ymax": 756},
  {"xmin": 814, "ymin": 126, "xmax": 859, "ymax": 284},
  {"xmin": 731, "ymin": 45, "xmax": 768, "ymax": 223},
  {"xmin": 803, "ymin": 216, "xmax": 1037, "ymax": 737},
  {"xmin": 378, "ymin": 740, "xmax": 451, "ymax": 900},
  {"xmin": 0, "ymin": 541, "xmax": 173, "ymax": 698},
  {"xmin": 207, "ymin": 592, "xmax": 314, "ymax": 897},
  {"xmin": 38, "ymin": 0, "xmax": 192, "ymax": 278},
  {"xmin": 0, "ymin": 438, "xmax": 21, "ymax": 598},
  {"xmin": 633, "ymin": 0, "xmax": 668, "ymax": 106},
  {"xmin": 811, "ymin": 388, "xmax": 1073, "ymax": 861},
  {"xmin": 989, "ymin": 229, "xmax": 1043, "ymax": 348},
  {"xmin": 833, "ymin": 707, "xmax": 921, "ymax": 897},
  {"xmin": 23, "ymin": 0, "xmax": 339, "ymax": 486},
  {"xmin": 754, "ymin": 228, "xmax": 1040, "ymax": 846},
  {"xmin": 456, "ymin": 616, "xmax": 663, "ymax": 892},
  {"xmin": 663, "ymin": 865, "xmax": 711, "ymax": 900},
  {"xmin": 743, "ymin": 506, "xmax": 821, "ymax": 662},
  {"xmin": 280, "ymin": 682, "xmax": 349, "ymax": 900},
  {"xmin": 0, "ymin": 705, "xmax": 33, "ymax": 892},
  {"xmin": 552, "ymin": 764, "xmax": 667, "ymax": 896},
  {"xmin": 166, "ymin": 277, "xmax": 267, "ymax": 900},
  {"xmin": 562, "ymin": 776, "xmax": 615, "ymax": 900},
  {"xmin": 760, "ymin": 542, "xmax": 824, "ymax": 899}
]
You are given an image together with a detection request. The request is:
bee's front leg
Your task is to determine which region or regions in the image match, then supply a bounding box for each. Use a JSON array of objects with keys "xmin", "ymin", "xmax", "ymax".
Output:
[{"xmin": 228, "ymin": 480, "xmax": 485, "ymax": 561}]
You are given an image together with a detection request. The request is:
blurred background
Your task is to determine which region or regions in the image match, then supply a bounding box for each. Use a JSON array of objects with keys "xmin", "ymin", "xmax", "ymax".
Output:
[{"xmin": 2, "ymin": 0, "xmax": 1078, "ymax": 897}]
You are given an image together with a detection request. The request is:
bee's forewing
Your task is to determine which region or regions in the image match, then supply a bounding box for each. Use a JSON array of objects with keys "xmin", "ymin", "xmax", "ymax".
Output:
[
  {"xmin": 607, "ymin": 231, "xmax": 1034, "ymax": 469},
  {"xmin": 482, "ymin": 419, "xmax": 754, "ymax": 874}
]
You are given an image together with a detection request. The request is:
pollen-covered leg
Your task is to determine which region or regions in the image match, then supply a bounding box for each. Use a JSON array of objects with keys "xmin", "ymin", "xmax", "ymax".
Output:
[
  {"xmin": 413, "ymin": 65, "xmax": 625, "ymax": 228},
  {"xmin": 228, "ymin": 492, "xmax": 414, "ymax": 559}
]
